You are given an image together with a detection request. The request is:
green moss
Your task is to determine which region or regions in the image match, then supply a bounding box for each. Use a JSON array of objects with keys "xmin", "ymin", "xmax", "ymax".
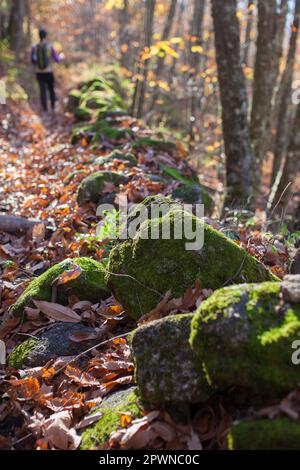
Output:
[
  {"xmin": 161, "ymin": 165, "xmax": 198, "ymax": 185},
  {"xmin": 67, "ymin": 89, "xmax": 82, "ymax": 111},
  {"xmin": 7, "ymin": 338, "xmax": 39, "ymax": 369},
  {"xmin": 75, "ymin": 106, "xmax": 92, "ymax": 122},
  {"xmin": 229, "ymin": 418, "xmax": 300, "ymax": 450},
  {"xmin": 7, "ymin": 257, "xmax": 109, "ymax": 319},
  {"xmin": 77, "ymin": 171, "xmax": 129, "ymax": 205},
  {"xmin": 131, "ymin": 138, "xmax": 177, "ymax": 153},
  {"xmin": 106, "ymin": 207, "xmax": 277, "ymax": 320},
  {"xmin": 80, "ymin": 389, "xmax": 142, "ymax": 449},
  {"xmin": 190, "ymin": 282, "xmax": 300, "ymax": 399}
]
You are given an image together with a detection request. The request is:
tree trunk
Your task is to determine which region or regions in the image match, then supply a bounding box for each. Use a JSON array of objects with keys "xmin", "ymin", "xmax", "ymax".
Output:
[
  {"xmin": 250, "ymin": 0, "xmax": 288, "ymax": 193},
  {"xmin": 118, "ymin": 0, "xmax": 130, "ymax": 68},
  {"xmin": 7, "ymin": 0, "xmax": 26, "ymax": 55},
  {"xmin": 149, "ymin": 0, "xmax": 178, "ymax": 111},
  {"xmin": 270, "ymin": 0, "xmax": 300, "ymax": 186},
  {"xmin": 243, "ymin": 0, "xmax": 255, "ymax": 66},
  {"xmin": 211, "ymin": 0, "xmax": 253, "ymax": 208},
  {"xmin": 188, "ymin": 0, "xmax": 205, "ymax": 137},
  {"xmin": 134, "ymin": 0, "xmax": 156, "ymax": 119},
  {"xmin": 269, "ymin": 104, "xmax": 300, "ymax": 215}
]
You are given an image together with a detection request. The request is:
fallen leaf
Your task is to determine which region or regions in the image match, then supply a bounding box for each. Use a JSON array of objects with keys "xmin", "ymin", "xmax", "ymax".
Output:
[{"xmin": 33, "ymin": 300, "xmax": 82, "ymax": 323}]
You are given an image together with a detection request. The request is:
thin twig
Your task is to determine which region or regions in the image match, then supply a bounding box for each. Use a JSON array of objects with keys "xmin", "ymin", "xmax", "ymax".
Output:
[{"xmin": 53, "ymin": 331, "xmax": 132, "ymax": 376}]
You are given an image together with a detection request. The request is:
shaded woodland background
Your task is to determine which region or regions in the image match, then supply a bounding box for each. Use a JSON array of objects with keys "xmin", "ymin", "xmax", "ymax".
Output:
[{"xmin": 0, "ymin": 0, "xmax": 299, "ymax": 222}]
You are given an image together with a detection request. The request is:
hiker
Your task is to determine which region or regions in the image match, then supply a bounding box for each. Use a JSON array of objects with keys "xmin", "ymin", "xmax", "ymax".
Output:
[{"xmin": 31, "ymin": 29, "xmax": 63, "ymax": 112}]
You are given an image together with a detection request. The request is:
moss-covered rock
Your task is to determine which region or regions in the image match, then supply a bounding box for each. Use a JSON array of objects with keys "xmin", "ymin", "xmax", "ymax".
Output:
[
  {"xmin": 159, "ymin": 165, "xmax": 214, "ymax": 215},
  {"xmin": 129, "ymin": 314, "xmax": 212, "ymax": 405},
  {"xmin": 67, "ymin": 89, "xmax": 82, "ymax": 112},
  {"xmin": 80, "ymin": 388, "xmax": 142, "ymax": 449},
  {"xmin": 132, "ymin": 137, "xmax": 177, "ymax": 154},
  {"xmin": 8, "ymin": 322, "xmax": 102, "ymax": 368},
  {"xmin": 6, "ymin": 257, "xmax": 109, "ymax": 320},
  {"xmin": 95, "ymin": 150, "xmax": 137, "ymax": 167},
  {"xmin": 228, "ymin": 418, "xmax": 300, "ymax": 450},
  {"xmin": 106, "ymin": 205, "xmax": 277, "ymax": 320},
  {"xmin": 71, "ymin": 120, "xmax": 133, "ymax": 145},
  {"xmin": 75, "ymin": 106, "xmax": 92, "ymax": 122},
  {"xmin": 190, "ymin": 282, "xmax": 300, "ymax": 400},
  {"xmin": 77, "ymin": 171, "xmax": 129, "ymax": 205}
]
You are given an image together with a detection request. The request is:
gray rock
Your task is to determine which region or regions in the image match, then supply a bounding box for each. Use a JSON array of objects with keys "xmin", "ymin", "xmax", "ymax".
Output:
[
  {"xmin": 282, "ymin": 275, "xmax": 300, "ymax": 303},
  {"xmin": 8, "ymin": 322, "xmax": 101, "ymax": 368},
  {"xmin": 129, "ymin": 314, "xmax": 212, "ymax": 405}
]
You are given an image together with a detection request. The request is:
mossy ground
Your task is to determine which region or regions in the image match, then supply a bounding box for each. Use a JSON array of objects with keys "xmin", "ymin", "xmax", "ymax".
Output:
[
  {"xmin": 8, "ymin": 257, "xmax": 109, "ymax": 320},
  {"xmin": 106, "ymin": 209, "xmax": 277, "ymax": 319},
  {"xmin": 80, "ymin": 389, "xmax": 142, "ymax": 449},
  {"xmin": 190, "ymin": 282, "xmax": 300, "ymax": 399},
  {"xmin": 228, "ymin": 418, "xmax": 300, "ymax": 450}
]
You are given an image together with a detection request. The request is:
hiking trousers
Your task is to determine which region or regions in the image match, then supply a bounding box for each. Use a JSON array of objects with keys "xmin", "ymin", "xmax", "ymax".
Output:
[{"xmin": 36, "ymin": 72, "xmax": 56, "ymax": 111}]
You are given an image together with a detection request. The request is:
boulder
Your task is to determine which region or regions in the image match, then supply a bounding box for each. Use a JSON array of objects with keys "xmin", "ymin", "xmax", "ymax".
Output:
[
  {"xmin": 67, "ymin": 89, "xmax": 81, "ymax": 112},
  {"xmin": 8, "ymin": 322, "xmax": 101, "ymax": 368},
  {"xmin": 106, "ymin": 203, "xmax": 278, "ymax": 320},
  {"xmin": 6, "ymin": 257, "xmax": 109, "ymax": 320},
  {"xmin": 77, "ymin": 171, "xmax": 129, "ymax": 205},
  {"xmin": 228, "ymin": 418, "xmax": 300, "ymax": 450},
  {"xmin": 190, "ymin": 281, "xmax": 300, "ymax": 400},
  {"xmin": 129, "ymin": 314, "xmax": 212, "ymax": 405},
  {"xmin": 75, "ymin": 106, "xmax": 92, "ymax": 122},
  {"xmin": 95, "ymin": 150, "xmax": 137, "ymax": 167},
  {"xmin": 80, "ymin": 387, "xmax": 142, "ymax": 449}
]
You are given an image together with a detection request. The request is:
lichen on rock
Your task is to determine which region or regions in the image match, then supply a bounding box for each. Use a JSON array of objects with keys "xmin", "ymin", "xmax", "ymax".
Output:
[
  {"xmin": 190, "ymin": 281, "xmax": 300, "ymax": 399},
  {"xmin": 129, "ymin": 314, "xmax": 212, "ymax": 405}
]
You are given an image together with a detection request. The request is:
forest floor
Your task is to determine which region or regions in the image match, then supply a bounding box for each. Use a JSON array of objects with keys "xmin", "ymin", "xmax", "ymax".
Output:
[{"xmin": 0, "ymin": 80, "xmax": 298, "ymax": 450}]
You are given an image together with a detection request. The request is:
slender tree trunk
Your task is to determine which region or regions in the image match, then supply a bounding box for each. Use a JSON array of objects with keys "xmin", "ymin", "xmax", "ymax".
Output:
[
  {"xmin": 118, "ymin": 0, "xmax": 130, "ymax": 68},
  {"xmin": 212, "ymin": 0, "xmax": 254, "ymax": 208},
  {"xmin": 270, "ymin": 0, "xmax": 300, "ymax": 186},
  {"xmin": 250, "ymin": 0, "xmax": 288, "ymax": 194},
  {"xmin": 270, "ymin": 104, "xmax": 300, "ymax": 214},
  {"xmin": 188, "ymin": 0, "xmax": 205, "ymax": 137},
  {"xmin": 243, "ymin": 0, "xmax": 255, "ymax": 66},
  {"xmin": 7, "ymin": 0, "xmax": 26, "ymax": 55},
  {"xmin": 149, "ymin": 0, "xmax": 177, "ymax": 111},
  {"xmin": 135, "ymin": 0, "xmax": 156, "ymax": 118}
]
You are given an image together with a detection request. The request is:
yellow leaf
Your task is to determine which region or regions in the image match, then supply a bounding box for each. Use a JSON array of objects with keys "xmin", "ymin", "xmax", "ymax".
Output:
[{"xmin": 191, "ymin": 45, "xmax": 204, "ymax": 54}]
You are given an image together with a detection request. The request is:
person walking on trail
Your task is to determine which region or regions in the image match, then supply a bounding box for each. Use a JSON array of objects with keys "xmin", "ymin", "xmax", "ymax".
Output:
[{"xmin": 31, "ymin": 29, "xmax": 63, "ymax": 112}]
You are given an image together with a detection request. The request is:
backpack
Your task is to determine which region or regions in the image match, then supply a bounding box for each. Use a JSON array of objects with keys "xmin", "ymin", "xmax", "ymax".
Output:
[{"xmin": 35, "ymin": 43, "xmax": 50, "ymax": 70}]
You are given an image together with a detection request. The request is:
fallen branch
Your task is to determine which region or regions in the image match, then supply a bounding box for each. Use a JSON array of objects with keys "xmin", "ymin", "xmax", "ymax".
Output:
[{"xmin": 0, "ymin": 214, "xmax": 40, "ymax": 235}]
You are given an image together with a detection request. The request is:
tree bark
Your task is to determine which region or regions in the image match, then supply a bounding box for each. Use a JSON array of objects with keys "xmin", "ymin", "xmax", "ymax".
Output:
[
  {"xmin": 270, "ymin": 104, "xmax": 300, "ymax": 215},
  {"xmin": 149, "ymin": 0, "xmax": 178, "ymax": 111},
  {"xmin": 136, "ymin": 0, "xmax": 156, "ymax": 118},
  {"xmin": 243, "ymin": 0, "xmax": 255, "ymax": 66},
  {"xmin": 250, "ymin": 0, "xmax": 288, "ymax": 193},
  {"xmin": 188, "ymin": 0, "xmax": 205, "ymax": 137},
  {"xmin": 211, "ymin": 0, "xmax": 253, "ymax": 208},
  {"xmin": 7, "ymin": 0, "xmax": 26, "ymax": 54},
  {"xmin": 0, "ymin": 215, "xmax": 40, "ymax": 235},
  {"xmin": 270, "ymin": 0, "xmax": 300, "ymax": 186},
  {"xmin": 118, "ymin": 0, "xmax": 130, "ymax": 68}
]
